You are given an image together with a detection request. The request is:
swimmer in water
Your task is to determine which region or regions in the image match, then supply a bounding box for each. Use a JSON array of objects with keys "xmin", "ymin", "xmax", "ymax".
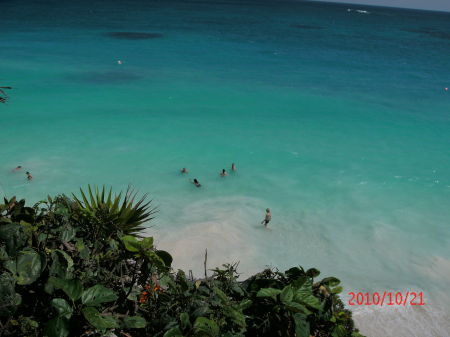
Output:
[
  {"xmin": 181, "ymin": 167, "xmax": 189, "ymax": 174},
  {"xmin": 191, "ymin": 178, "xmax": 201, "ymax": 187},
  {"xmin": 231, "ymin": 163, "xmax": 236, "ymax": 171},
  {"xmin": 261, "ymin": 208, "xmax": 271, "ymax": 227},
  {"xmin": 220, "ymin": 169, "xmax": 228, "ymax": 177},
  {"xmin": 26, "ymin": 171, "xmax": 33, "ymax": 181},
  {"xmin": 13, "ymin": 165, "xmax": 22, "ymax": 171}
]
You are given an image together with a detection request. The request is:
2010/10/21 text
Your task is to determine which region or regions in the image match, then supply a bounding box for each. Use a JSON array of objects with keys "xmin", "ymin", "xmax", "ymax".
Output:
[{"xmin": 348, "ymin": 292, "xmax": 425, "ymax": 306}]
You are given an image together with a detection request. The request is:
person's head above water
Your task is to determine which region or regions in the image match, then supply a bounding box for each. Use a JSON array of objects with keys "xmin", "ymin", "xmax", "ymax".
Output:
[
  {"xmin": 17, "ymin": 166, "xmax": 22, "ymax": 169},
  {"xmin": 26, "ymin": 171, "xmax": 30, "ymax": 175},
  {"xmin": 222, "ymin": 169, "xmax": 226, "ymax": 173},
  {"xmin": 266, "ymin": 208, "xmax": 270, "ymax": 212},
  {"xmin": 194, "ymin": 178, "xmax": 199, "ymax": 184}
]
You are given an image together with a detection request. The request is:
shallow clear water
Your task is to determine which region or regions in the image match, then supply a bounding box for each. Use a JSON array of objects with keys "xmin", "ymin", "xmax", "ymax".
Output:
[{"xmin": 1, "ymin": 0, "xmax": 450, "ymax": 335}]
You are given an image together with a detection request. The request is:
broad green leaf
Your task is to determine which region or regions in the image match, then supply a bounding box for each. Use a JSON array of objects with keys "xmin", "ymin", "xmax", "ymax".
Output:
[
  {"xmin": 280, "ymin": 285, "xmax": 294, "ymax": 303},
  {"xmin": 145, "ymin": 250, "xmax": 165, "ymax": 268},
  {"xmin": 331, "ymin": 324, "xmax": 348, "ymax": 337},
  {"xmin": 294, "ymin": 279, "xmax": 322, "ymax": 310},
  {"xmin": 108, "ymin": 239, "xmax": 119, "ymax": 250},
  {"xmin": 213, "ymin": 287, "xmax": 229, "ymax": 303},
  {"xmin": 49, "ymin": 250, "xmax": 74, "ymax": 278},
  {"xmin": 5, "ymin": 248, "xmax": 43, "ymax": 285},
  {"xmin": 121, "ymin": 235, "xmax": 140, "ymax": 252},
  {"xmin": 163, "ymin": 327, "xmax": 183, "ymax": 337},
  {"xmin": 140, "ymin": 237, "xmax": 153, "ymax": 250},
  {"xmin": 285, "ymin": 301, "xmax": 312, "ymax": 315},
  {"xmin": 320, "ymin": 277, "xmax": 341, "ymax": 287},
  {"xmin": 59, "ymin": 226, "xmax": 76, "ymax": 242},
  {"xmin": 51, "ymin": 298, "xmax": 73, "ymax": 320},
  {"xmin": 238, "ymin": 299, "xmax": 252, "ymax": 310},
  {"xmin": 331, "ymin": 286, "xmax": 343, "ymax": 294},
  {"xmin": 336, "ymin": 311, "xmax": 350, "ymax": 320},
  {"xmin": 293, "ymin": 313, "xmax": 310, "ymax": 337},
  {"xmin": 180, "ymin": 312, "xmax": 190, "ymax": 330},
  {"xmin": 45, "ymin": 317, "xmax": 70, "ymax": 337},
  {"xmin": 306, "ymin": 268, "xmax": 320, "ymax": 278},
  {"xmin": 256, "ymin": 287, "xmax": 281, "ymax": 300},
  {"xmin": 193, "ymin": 317, "xmax": 219, "ymax": 337},
  {"xmin": 285, "ymin": 266, "xmax": 306, "ymax": 280},
  {"xmin": 0, "ymin": 223, "xmax": 27, "ymax": 256},
  {"xmin": 232, "ymin": 283, "xmax": 245, "ymax": 296},
  {"xmin": 82, "ymin": 307, "xmax": 119, "ymax": 329},
  {"xmin": 159, "ymin": 275, "xmax": 172, "ymax": 287},
  {"xmin": 192, "ymin": 305, "xmax": 209, "ymax": 318},
  {"xmin": 75, "ymin": 239, "xmax": 90, "ymax": 259},
  {"xmin": 121, "ymin": 316, "xmax": 147, "ymax": 328},
  {"xmin": 49, "ymin": 277, "xmax": 83, "ymax": 301},
  {"xmin": 81, "ymin": 284, "xmax": 118, "ymax": 306},
  {"xmin": 156, "ymin": 250, "xmax": 173, "ymax": 267},
  {"xmin": 223, "ymin": 306, "xmax": 246, "ymax": 328},
  {"xmin": 291, "ymin": 276, "xmax": 308, "ymax": 289}
]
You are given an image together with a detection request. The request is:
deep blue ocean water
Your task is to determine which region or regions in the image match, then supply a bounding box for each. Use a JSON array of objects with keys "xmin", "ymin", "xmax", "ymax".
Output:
[{"xmin": 1, "ymin": 0, "xmax": 450, "ymax": 335}]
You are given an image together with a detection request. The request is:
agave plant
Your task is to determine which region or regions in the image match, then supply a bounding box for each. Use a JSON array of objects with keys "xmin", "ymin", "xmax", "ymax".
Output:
[
  {"xmin": 0, "ymin": 86, "xmax": 12, "ymax": 103},
  {"xmin": 73, "ymin": 185, "xmax": 157, "ymax": 239}
]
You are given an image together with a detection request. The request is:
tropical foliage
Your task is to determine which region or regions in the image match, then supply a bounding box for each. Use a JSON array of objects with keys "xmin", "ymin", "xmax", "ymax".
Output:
[
  {"xmin": 72, "ymin": 185, "xmax": 157, "ymax": 239},
  {"xmin": 0, "ymin": 188, "xmax": 364, "ymax": 337}
]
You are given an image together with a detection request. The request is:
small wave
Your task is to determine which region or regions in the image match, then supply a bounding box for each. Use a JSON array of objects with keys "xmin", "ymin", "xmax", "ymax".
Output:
[{"xmin": 347, "ymin": 8, "xmax": 370, "ymax": 14}]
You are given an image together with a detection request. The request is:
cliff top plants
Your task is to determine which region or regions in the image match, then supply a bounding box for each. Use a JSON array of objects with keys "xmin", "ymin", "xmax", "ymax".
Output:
[{"xmin": 0, "ymin": 186, "xmax": 364, "ymax": 337}]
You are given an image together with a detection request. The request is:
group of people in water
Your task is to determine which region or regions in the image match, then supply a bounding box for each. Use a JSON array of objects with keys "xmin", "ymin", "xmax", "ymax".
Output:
[
  {"xmin": 12, "ymin": 166, "xmax": 32, "ymax": 180},
  {"xmin": 180, "ymin": 163, "xmax": 272, "ymax": 227},
  {"xmin": 10, "ymin": 163, "xmax": 271, "ymax": 227},
  {"xmin": 180, "ymin": 162, "xmax": 237, "ymax": 188}
]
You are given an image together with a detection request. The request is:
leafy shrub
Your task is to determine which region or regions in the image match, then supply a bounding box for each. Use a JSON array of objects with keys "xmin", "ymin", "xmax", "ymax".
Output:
[{"xmin": 0, "ymin": 188, "xmax": 364, "ymax": 337}]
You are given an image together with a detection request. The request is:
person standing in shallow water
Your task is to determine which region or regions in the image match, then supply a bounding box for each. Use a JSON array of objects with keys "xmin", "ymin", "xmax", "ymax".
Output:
[
  {"xmin": 231, "ymin": 163, "xmax": 236, "ymax": 172},
  {"xmin": 26, "ymin": 171, "xmax": 33, "ymax": 181},
  {"xmin": 181, "ymin": 167, "xmax": 188, "ymax": 174},
  {"xmin": 261, "ymin": 208, "xmax": 271, "ymax": 227},
  {"xmin": 220, "ymin": 169, "xmax": 228, "ymax": 177}
]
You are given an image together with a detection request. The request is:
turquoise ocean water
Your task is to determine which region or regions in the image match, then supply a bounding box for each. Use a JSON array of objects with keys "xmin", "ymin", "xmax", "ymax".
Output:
[{"xmin": 1, "ymin": 0, "xmax": 450, "ymax": 335}]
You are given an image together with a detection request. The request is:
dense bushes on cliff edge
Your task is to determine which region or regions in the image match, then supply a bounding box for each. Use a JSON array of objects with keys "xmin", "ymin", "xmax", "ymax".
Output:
[{"xmin": 0, "ymin": 186, "xmax": 364, "ymax": 337}]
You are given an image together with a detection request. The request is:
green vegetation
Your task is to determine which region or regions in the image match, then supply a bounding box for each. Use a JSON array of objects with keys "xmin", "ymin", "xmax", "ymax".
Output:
[{"xmin": 0, "ymin": 186, "xmax": 365, "ymax": 337}]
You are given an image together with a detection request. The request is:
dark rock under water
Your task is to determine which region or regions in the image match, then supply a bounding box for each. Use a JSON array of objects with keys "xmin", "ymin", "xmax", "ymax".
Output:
[
  {"xmin": 402, "ymin": 27, "xmax": 450, "ymax": 40},
  {"xmin": 290, "ymin": 24, "xmax": 323, "ymax": 30},
  {"xmin": 66, "ymin": 71, "xmax": 142, "ymax": 84},
  {"xmin": 105, "ymin": 32, "xmax": 163, "ymax": 40}
]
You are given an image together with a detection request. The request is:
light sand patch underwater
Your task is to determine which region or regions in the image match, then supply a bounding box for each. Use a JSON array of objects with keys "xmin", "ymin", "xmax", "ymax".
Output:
[
  {"xmin": 153, "ymin": 196, "xmax": 270, "ymax": 278},
  {"xmin": 352, "ymin": 303, "xmax": 450, "ymax": 337}
]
